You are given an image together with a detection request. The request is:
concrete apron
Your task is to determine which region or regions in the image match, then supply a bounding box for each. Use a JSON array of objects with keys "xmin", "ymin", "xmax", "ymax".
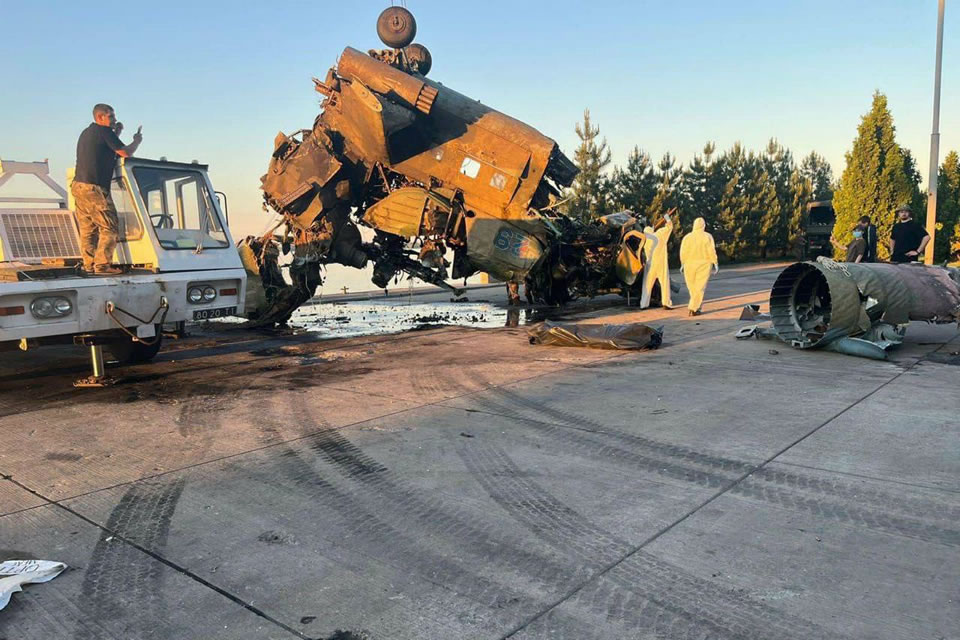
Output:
[{"xmin": 0, "ymin": 263, "xmax": 957, "ymax": 640}]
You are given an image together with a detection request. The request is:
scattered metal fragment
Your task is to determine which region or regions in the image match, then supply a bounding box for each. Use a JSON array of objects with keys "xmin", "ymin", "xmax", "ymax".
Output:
[
  {"xmin": 528, "ymin": 321, "xmax": 663, "ymax": 350},
  {"xmin": 735, "ymin": 325, "xmax": 757, "ymax": 340},
  {"xmin": 735, "ymin": 325, "xmax": 776, "ymax": 340},
  {"xmin": 739, "ymin": 304, "xmax": 770, "ymax": 321}
]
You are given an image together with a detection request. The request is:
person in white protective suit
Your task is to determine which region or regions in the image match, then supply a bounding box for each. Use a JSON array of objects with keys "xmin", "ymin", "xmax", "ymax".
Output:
[
  {"xmin": 640, "ymin": 212, "xmax": 674, "ymax": 309},
  {"xmin": 679, "ymin": 217, "xmax": 719, "ymax": 316}
]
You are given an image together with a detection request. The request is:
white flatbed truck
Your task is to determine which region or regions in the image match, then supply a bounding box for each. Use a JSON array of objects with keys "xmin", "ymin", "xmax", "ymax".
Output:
[{"xmin": 0, "ymin": 158, "xmax": 246, "ymax": 385}]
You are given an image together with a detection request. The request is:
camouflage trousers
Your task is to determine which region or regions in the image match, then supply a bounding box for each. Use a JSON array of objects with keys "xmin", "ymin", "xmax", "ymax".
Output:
[{"xmin": 71, "ymin": 182, "xmax": 119, "ymax": 271}]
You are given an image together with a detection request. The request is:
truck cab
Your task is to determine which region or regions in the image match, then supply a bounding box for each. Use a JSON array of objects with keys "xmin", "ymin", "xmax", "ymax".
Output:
[
  {"xmin": 0, "ymin": 157, "xmax": 246, "ymax": 383},
  {"xmin": 802, "ymin": 200, "xmax": 836, "ymax": 260}
]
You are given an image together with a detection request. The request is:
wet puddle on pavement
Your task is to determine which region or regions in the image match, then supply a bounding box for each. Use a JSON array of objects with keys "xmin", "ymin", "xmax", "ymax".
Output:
[
  {"xmin": 207, "ymin": 294, "xmax": 629, "ymax": 340},
  {"xmin": 285, "ymin": 298, "xmax": 546, "ymax": 338}
]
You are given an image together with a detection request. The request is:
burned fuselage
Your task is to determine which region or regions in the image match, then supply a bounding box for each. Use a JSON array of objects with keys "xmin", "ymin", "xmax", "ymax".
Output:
[{"xmin": 251, "ymin": 10, "xmax": 648, "ymax": 323}]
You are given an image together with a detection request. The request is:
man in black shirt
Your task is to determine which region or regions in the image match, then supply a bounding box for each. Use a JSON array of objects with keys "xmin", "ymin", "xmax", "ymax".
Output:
[
  {"xmin": 858, "ymin": 215, "xmax": 879, "ymax": 262},
  {"xmin": 72, "ymin": 103, "xmax": 142, "ymax": 274},
  {"xmin": 889, "ymin": 204, "xmax": 929, "ymax": 263}
]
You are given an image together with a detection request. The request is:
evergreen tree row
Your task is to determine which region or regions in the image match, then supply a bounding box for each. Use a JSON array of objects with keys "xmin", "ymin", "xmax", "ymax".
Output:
[{"xmin": 566, "ymin": 93, "xmax": 960, "ymax": 263}]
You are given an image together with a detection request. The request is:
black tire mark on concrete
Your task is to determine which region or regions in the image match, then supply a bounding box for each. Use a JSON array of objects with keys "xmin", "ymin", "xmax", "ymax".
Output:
[
  {"xmin": 304, "ymin": 424, "xmax": 594, "ymax": 596},
  {"xmin": 509, "ymin": 604, "xmax": 632, "ymax": 640},
  {"xmin": 264, "ymin": 390, "xmax": 619, "ymax": 638},
  {"xmin": 174, "ymin": 384, "xmax": 242, "ymax": 438},
  {"xmin": 486, "ymin": 386, "xmax": 753, "ymax": 474},
  {"xmin": 472, "ymin": 388, "xmax": 960, "ymax": 546},
  {"xmin": 249, "ymin": 406, "xmax": 530, "ymax": 640},
  {"xmin": 472, "ymin": 394, "xmax": 740, "ymax": 489},
  {"xmin": 76, "ymin": 479, "xmax": 186, "ymax": 640},
  {"xmin": 746, "ymin": 465, "xmax": 960, "ymax": 522},
  {"xmin": 457, "ymin": 439, "xmax": 841, "ymax": 640},
  {"xmin": 338, "ymin": 368, "xmax": 601, "ymax": 591},
  {"xmin": 409, "ymin": 366, "xmax": 472, "ymax": 399},
  {"xmin": 490, "ymin": 383, "xmax": 958, "ymax": 522},
  {"xmin": 729, "ymin": 478, "xmax": 960, "ymax": 546},
  {"xmin": 74, "ymin": 370, "xmax": 270, "ymax": 639}
]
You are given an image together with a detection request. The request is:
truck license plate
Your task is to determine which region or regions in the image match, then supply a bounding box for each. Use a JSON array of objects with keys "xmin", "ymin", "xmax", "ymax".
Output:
[{"xmin": 193, "ymin": 306, "xmax": 237, "ymax": 320}]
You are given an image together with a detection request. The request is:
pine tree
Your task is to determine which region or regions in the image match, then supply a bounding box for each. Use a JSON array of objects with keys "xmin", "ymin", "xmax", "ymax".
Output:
[
  {"xmin": 754, "ymin": 167, "xmax": 782, "ymax": 259},
  {"xmin": 902, "ymin": 148, "xmax": 926, "ymax": 214},
  {"xmin": 762, "ymin": 139, "xmax": 795, "ymax": 256},
  {"xmin": 678, "ymin": 142, "xmax": 722, "ymax": 236},
  {"xmin": 787, "ymin": 169, "xmax": 814, "ymax": 257},
  {"xmin": 567, "ymin": 109, "xmax": 612, "ymax": 221},
  {"xmin": 935, "ymin": 150, "xmax": 960, "ymax": 262},
  {"xmin": 646, "ymin": 153, "xmax": 683, "ymax": 256},
  {"xmin": 734, "ymin": 151, "xmax": 775, "ymax": 260},
  {"xmin": 832, "ymin": 92, "xmax": 918, "ymax": 260},
  {"xmin": 596, "ymin": 173, "xmax": 617, "ymax": 217},
  {"xmin": 610, "ymin": 146, "xmax": 658, "ymax": 216},
  {"xmin": 648, "ymin": 153, "xmax": 679, "ymax": 224},
  {"xmin": 799, "ymin": 152, "xmax": 834, "ymax": 201},
  {"xmin": 715, "ymin": 144, "xmax": 749, "ymax": 260}
]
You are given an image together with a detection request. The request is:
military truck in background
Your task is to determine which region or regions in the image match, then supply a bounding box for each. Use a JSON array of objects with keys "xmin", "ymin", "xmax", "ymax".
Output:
[{"xmin": 802, "ymin": 200, "xmax": 835, "ymax": 260}]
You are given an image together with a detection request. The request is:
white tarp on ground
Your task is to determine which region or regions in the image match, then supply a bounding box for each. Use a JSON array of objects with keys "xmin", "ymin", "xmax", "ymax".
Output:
[{"xmin": 0, "ymin": 560, "xmax": 67, "ymax": 610}]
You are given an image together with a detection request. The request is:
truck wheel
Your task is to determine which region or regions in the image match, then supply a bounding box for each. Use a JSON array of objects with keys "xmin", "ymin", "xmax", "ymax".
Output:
[
  {"xmin": 109, "ymin": 331, "xmax": 162, "ymax": 364},
  {"xmin": 377, "ymin": 7, "xmax": 417, "ymax": 49}
]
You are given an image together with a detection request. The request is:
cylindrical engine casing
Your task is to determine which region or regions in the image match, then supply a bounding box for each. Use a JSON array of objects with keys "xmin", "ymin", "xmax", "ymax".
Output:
[{"xmin": 770, "ymin": 259, "xmax": 960, "ymax": 347}]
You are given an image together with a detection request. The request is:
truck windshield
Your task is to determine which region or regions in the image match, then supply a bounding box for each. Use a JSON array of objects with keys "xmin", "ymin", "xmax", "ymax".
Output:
[
  {"xmin": 808, "ymin": 207, "xmax": 834, "ymax": 226},
  {"xmin": 132, "ymin": 166, "xmax": 229, "ymax": 250}
]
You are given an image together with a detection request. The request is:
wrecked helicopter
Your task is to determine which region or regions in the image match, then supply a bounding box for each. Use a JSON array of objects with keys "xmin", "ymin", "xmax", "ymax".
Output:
[{"xmin": 241, "ymin": 7, "xmax": 658, "ymax": 325}]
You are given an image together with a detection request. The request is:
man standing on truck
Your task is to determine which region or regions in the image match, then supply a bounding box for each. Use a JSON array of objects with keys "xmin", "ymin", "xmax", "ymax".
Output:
[
  {"xmin": 889, "ymin": 204, "xmax": 929, "ymax": 263},
  {"xmin": 71, "ymin": 104, "xmax": 142, "ymax": 275}
]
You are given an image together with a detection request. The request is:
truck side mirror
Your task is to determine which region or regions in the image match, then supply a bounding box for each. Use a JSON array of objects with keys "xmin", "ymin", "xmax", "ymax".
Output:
[{"xmin": 215, "ymin": 191, "xmax": 229, "ymax": 225}]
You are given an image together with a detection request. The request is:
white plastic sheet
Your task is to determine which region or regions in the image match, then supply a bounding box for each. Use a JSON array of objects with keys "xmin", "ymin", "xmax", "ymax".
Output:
[{"xmin": 0, "ymin": 559, "xmax": 67, "ymax": 610}]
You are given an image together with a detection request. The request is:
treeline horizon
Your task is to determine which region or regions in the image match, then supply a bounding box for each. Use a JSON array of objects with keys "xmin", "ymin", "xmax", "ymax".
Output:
[{"xmin": 565, "ymin": 91, "xmax": 960, "ymax": 263}]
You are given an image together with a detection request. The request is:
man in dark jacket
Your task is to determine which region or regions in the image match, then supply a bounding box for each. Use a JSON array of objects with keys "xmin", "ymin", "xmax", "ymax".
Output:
[
  {"xmin": 858, "ymin": 215, "xmax": 879, "ymax": 262},
  {"xmin": 72, "ymin": 104, "xmax": 142, "ymax": 274}
]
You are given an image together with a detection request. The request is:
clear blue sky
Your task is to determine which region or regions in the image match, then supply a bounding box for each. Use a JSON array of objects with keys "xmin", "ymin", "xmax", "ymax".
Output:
[{"xmin": 3, "ymin": 1, "xmax": 956, "ymax": 283}]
